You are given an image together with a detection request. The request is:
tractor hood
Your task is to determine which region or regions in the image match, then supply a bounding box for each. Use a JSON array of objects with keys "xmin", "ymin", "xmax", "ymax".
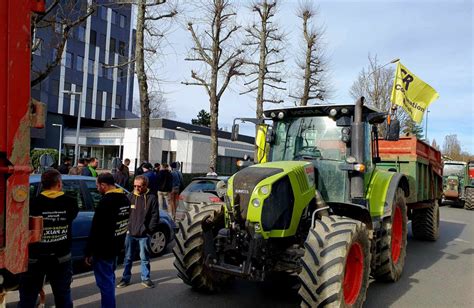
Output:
[{"xmin": 226, "ymin": 161, "xmax": 316, "ymax": 238}]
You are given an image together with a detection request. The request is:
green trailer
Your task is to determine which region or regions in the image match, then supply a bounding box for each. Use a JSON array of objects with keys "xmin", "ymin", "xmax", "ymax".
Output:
[{"xmin": 378, "ymin": 136, "xmax": 442, "ymax": 240}]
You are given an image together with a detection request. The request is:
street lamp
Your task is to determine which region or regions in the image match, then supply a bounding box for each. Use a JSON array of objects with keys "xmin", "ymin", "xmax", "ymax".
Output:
[
  {"xmin": 110, "ymin": 124, "xmax": 124, "ymax": 159},
  {"xmin": 52, "ymin": 123, "xmax": 63, "ymax": 165},
  {"xmin": 63, "ymin": 90, "xmax": 82, "ymax": 165},
  {"xmin": 176, "ymin": 126, "xmax": 200, "ymax": 173},
  {"xmin": 425, "ymin": 109, "xmax": 430, "ymax": 141},
  {"xmin": 366, "ymin": 58, "xmax": 400, "ymax": 78}
]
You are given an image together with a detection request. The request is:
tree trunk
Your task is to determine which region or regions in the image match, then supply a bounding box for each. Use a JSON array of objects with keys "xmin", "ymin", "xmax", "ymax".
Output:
[
  {"xmin": 136, "ymin": 0, "xmax": 150, "ymax": 163},
  {"xmin": 256, "ymin": 2, "xmax": 268, "ymax": 119},
  {"xmin": 209, "ymin": 69, "xmax": 219, "ymax": 170},
  {"xmin": 301, "ymin": 15, "xmax": 312, "ymax": 106}
]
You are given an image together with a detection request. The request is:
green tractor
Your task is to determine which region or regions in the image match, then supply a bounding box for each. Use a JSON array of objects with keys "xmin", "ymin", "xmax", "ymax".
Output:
[
  {"xmin": 173, "ymin": 98, "xmax": 439, "ymax": 307},
  {"xmin": 442, "ymin": 161, "xmax": 474, "ymax": 210}
]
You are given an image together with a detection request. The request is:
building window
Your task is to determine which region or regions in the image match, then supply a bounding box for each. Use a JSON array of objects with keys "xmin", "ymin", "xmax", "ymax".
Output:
[
  {"xmin": 98, "ymin": 63, "xmax": 104, "ymax": 77},
  {"xmin": 119, "ymin": 14, "xmax": 126, "ymax": 28},
  {"xmin": 109, "ymin": 38, "xmax": 116, "ymax": 53},
  {"xmin": 87, "ymin": 88, "xmax": 93, "ymax": 105},
  {"xmin": 111, "ymin": 10, "xmax": 118, "ymax": 25},
  {"xmin": 118, "ymin": 41, "xmax": 126, "ymax": 56},
  {"xmin": 99, "ymin": 34, "xmax": 106, "ymax": 49},
  {"xmin": 65, "ymin": 52, "xmax": 73, "ymax": 69},
  {"xmin": 77, "ymin": 27, "xmax": 85, "ymax": 42},
  {"xmin": 90, "ymin": 30, "xmax": 97, "ymax": 46},
  {"xmin": 107, "ymin": 67, "xmax": 113, "ymax": 80},
  {"xmin": 64, "ymin": 82, "xmax": 71, "ymax": 91},
  {"xmin": 76, "ymin": 55, "xmax": 84, "ymax": 72},
  {"xmin": 116, "ymin": 95, "xmax": 122, "ymax": 107},
  {"xmin": 88, "ymin": 59, "xmax": 94, "ymax": 75},
  {"xmin": 100, "ymin": 6, "xmax": 107, "ymax": 20},
  {"xmin": 33, "ymin": 38, "xmax": 43, "ymax": 56},
  {"xmin": 50, "ymin": 80, "xmax": 60, "ymax": 96},
  {"xmin": 97, "ymin": 91, "xmax": 103, "ymax": 105}
]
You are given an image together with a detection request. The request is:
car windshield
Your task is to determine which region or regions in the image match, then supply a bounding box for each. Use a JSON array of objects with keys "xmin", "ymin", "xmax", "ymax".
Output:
[
  {"xmin": 444, "ymin": 164, "xmax": 465, "ymax": 177},
  {"xmin": 271, "ymin": 116, "xmax": 346, "ymax": 161},
  {"xmin": 184, "ymin": 180, "xmax": 218, "ymax": 193}
]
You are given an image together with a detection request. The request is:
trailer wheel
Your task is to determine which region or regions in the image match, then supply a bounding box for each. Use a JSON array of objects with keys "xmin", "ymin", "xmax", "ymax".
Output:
[
  {"xmin": 373, "ymin": 187, "xmax": 407, "ymax": 282},
  {"xmin": 172, "ymin": 203, "xmax": 228, "ymax": 292},
  {"xmin": 464, "ymin": 188, "xmax": 474, "ymax": 210},
  {"xmin": 412, "ymin": 200, "xmax": 440, "ymax": 241},
  {"xmin": 299, "ymin": 216, "xmax": 371, "ymax": 307}
]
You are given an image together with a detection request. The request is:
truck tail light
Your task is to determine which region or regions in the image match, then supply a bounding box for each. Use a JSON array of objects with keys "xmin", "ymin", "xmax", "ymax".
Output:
[{"xmin": 209, "ymin": 197, "xmax": 221, "ymax": 203}]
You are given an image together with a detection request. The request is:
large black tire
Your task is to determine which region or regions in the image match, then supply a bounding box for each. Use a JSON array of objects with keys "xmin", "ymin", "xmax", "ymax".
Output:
[
  {"xmin": 299, "ymin": 216, "xmax": 371, "ymax": 307},
  {"xmin": 173, "ymin": 203, "xmax": 227, "ymax": 292},
  {"xmin": 412, "ymin": 200, "xmax": 440, "ymax": 241},
  {"xmin": 464, "ymin": 188, "xmax": 474, "ymax": 210},
  {"xmin": 373, "ymin": 187, "xmax": 407, "ymax": 282}
]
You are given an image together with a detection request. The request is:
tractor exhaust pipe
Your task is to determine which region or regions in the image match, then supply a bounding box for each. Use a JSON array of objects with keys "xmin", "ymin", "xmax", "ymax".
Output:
[{"xmin": 351, "ymin": 97, "xmax": 365, "ymax": 200}]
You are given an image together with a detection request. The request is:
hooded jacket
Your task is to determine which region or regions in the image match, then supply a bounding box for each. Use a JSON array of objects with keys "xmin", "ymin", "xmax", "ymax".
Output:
[
  {"xmin": 127, "ymin": 189, "xmax": 160, "ymax": 237},
  {"xmin": 29, "ymin": 190, "xmax": 79, "ymax": 260}
]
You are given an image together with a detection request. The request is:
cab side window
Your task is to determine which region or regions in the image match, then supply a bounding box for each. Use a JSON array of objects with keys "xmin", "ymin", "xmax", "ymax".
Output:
[{"xmin": 62, "ymin": 180, "xmax": 86, "ymax": 211}]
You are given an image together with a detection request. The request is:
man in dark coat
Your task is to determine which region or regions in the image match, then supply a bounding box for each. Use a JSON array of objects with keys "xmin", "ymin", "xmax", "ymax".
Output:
[
  {"xmin": 142, "ymin": 163, "xmax": 158, "ymax": 194},
  {"xmin": 117, "ymin": 175, "xmax": 159, "ymax": 289},
  {"xmin": 19, "ymin": 169, "xmax": 79, "ymax": 308},
  {"xmin": 57, "ymin": 157, "xmax": 72, "ymax": 174},
  {"xmin": 85, "ymin": 173, "xmax": 130, "ymax": 308}
]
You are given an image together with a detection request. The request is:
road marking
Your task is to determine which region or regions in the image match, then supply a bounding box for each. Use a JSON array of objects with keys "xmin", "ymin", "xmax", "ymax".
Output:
[
  {"xmin": 440, "ymin": 218, "xmax": 467, "ymax": 224},
  {"xmin": 453, "ymin": 238, "xmax": 471, "ymax": 244}
]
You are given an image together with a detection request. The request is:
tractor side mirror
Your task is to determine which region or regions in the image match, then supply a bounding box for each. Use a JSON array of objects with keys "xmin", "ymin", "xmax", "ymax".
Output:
[
  {"xmin": 385, "ymin": 119, "xmax": 400, "ymax": 141},
  {"xmin": 231, "ymin": 124, "xmax": 239, "ymax": 141},
  {"xmin": 265, "ymin": 126, "xmax": 275, "ymax": 144}
]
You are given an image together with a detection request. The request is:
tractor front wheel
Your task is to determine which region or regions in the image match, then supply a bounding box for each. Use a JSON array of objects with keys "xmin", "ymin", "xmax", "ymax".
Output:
[
  {"xmin": 172, "ymin": 203, "xmax": 228, "ymax": 292},
  {"xmin": 373, "ymin": 187, "xmax": 407, "ymax": 282},
  {"xmin": 299, "ymin": 216, "xmax": 371, "ymax": 307}
]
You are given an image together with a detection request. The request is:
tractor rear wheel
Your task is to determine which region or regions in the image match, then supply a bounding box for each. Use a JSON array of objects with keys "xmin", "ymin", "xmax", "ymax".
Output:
[
  {"xmin": 373, "ymin": 187, "xmax": 407, "ymax": 282},
  {"xmin": 412, "ymin": 200, "xmax": 440, "ymax": 241},
  {"xmin": 464, "ymin": 188, "xmax": 474, "ymax": 210},
  {"xmin": 299, "ymin": 216, "xmax": 371, "ymax": 307},
  {"xmin": 172, "ymin": 203, "xmax": 228, "ymax": 292}
]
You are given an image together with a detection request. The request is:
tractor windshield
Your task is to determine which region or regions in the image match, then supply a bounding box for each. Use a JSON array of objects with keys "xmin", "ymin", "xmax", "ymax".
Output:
[
  {"xmin": 271, "ymin": 116, "xmax": 347, "ymax": 162},
  {"xmin": 444, "ymin": 164, "xmax": 465, "ymax": 177}
]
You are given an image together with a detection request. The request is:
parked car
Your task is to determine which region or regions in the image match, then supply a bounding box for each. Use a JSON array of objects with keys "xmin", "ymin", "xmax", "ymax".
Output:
[
  {"xmin": 29, "ymin": 175, "xmax": 177, "ymax": 260},
  {"xmin": 176, "ymin": 176, "xmax": 228, "ymax": 221}
]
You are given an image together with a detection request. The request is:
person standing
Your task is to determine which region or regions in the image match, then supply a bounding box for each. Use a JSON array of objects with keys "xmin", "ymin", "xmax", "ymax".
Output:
[
  {"xmin": 142, "ymin": 163, "xmax": 158, "ymax": 194},
  {"xmin": 57, "ymin": 157, "xmax": 72, "ymax": 174},
  {"xmin": 169, "ymin": 162, "xmax": 184, "ymax": 220},
  {"xmin": 85, "ymin": 173, "xmax": 130, "ymax": 308},
  {"xmin": 206, "ymin": 166, "xmax": 218, "ymax": 177},
  {"xmin": 19, "ymin": 169, "xmax": 79, "ymax": 308},
  {"xmin": 68, "ymin": 158, "xmax": 86, "ymax": 175},
  {"xmin": 156, "ymin": 163, "xmax": 173, "ymax": 212},
  {"xmin": 113, "ymin": 164, "xmax": 128, "ymax": 188},
  {"xmin": 117, "ymin": 175, "xmax": 159, "ymax": 289},
  {"xmin": 82, "ymin": 157, "xmax": 99, "ymax": 177},
  {"xmin": 122, "ymin": 158, "xmax": 130, "ymax": 177}
]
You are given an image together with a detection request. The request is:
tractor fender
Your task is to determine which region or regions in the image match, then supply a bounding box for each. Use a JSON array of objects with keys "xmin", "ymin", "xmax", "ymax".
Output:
[
  {"xmin": 382, "ymin": 173, "xmax": 409, "ymax": 219},
  {"xmin": 328, "ymin": 202, "xmax": 373, "ymax": 230}
]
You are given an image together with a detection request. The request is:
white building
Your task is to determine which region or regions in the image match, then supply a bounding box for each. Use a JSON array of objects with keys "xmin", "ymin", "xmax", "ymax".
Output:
[{"xmin": 62, "ymin": 118, "xmax": 254, "ymax": 174}]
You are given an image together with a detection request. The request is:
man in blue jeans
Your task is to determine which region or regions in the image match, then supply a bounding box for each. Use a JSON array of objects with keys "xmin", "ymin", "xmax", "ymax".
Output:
[
  {"xmin": 117, "ymin": 175, "xmax": 159, "ymax": 289},
  {"xmin": 85, "ymin": 173, "xmax": 130, "ymax": 308}
]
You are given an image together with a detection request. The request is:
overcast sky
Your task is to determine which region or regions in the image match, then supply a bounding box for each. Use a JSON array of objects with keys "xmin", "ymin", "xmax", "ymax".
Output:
[{"xmin": 134, "ymin": 0, "xmax": 473, "ymax": 153}]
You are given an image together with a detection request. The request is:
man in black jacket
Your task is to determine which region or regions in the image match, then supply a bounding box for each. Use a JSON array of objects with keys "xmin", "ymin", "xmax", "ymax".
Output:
[
  {"xmin": 85, "ymin": 173, "xmax": 130, "ymax": 308},
  {"xmin": 19, "ymin": 169, "xmax": 78, "ymax": 308},
  {"xmin": 117, "ymin": 175, "xmax": 159, "ymax": 289}
]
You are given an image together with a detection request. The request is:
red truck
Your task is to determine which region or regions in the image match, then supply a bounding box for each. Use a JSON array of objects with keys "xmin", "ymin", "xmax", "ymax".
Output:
[{"xmin": 0, "ymin": 0, "xmax": 45, "ymax": 292}]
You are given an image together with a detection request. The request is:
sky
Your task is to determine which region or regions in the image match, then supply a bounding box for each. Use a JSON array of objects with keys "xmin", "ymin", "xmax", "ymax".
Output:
[{"xmin": 133, "ymin": 0, "xmax": 474, "ymax": 153}]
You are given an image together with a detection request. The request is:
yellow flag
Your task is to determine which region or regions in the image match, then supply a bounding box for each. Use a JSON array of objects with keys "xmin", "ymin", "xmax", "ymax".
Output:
[{"xmin": 391, "ymin": 62, "xmax": 439, "ymax": 123}]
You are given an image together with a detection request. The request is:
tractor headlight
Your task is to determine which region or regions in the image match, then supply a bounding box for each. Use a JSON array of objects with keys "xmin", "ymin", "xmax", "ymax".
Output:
[
  {"xmin": 260, "ymin": 185, "xmax": 270, "ymax": 195},
  {"xmin": 252, "ymin": 198, "xmax": 261, "ymax": 207}
]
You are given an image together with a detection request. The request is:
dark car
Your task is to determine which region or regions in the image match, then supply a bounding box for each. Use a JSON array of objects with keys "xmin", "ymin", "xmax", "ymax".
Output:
[
  {"xmin": 176, "ymin": 176, "xmax": 228, "ymax": 221},
  {"xmin": 29, "ymin": 175, "xmax": 177, "ymax": 259}
]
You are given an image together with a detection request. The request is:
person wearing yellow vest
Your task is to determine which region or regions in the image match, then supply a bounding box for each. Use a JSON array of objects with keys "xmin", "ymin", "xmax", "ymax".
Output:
[
  {"xmin": 82, "ymin": 157, "xmax": 99, "ymax": 177},
  {"xmin": 19, "ymin": 169, "xmax": 79, "ymax": 308}
]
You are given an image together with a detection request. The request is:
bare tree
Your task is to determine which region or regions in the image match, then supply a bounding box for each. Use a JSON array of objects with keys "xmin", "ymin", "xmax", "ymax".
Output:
[
  {"xmin": 349, "ymin": 54, "xmax": 408, "ymax": 136},
  {"xmin": 31, "ymin": 0, "xmax": 96, "ymax": 87},
  {"xmin": 182, "ymin": 0, "xmax": 244, "ymax": 169},
  {"xmin": 443, "ymin": 134, "xmax": 462, "ymax": 160},
  {"xmin": 134, "ymin": 0, "xmax": 177, "ymax": 162},
  {"xmin": 291, "ymin": 3, "xmax": 330, "ymax": 106},
  {"xmin": 133, "ymin": 91, "xmax": 175, "ymax": 118},
  {"xmin": 240, "ymin": 0, "xmax": 286, "ymax": 119}
]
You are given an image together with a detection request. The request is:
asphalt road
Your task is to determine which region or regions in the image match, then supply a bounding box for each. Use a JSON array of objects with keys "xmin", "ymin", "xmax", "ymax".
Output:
[{"xmin": 6, "ymin": 206, "xmax": 474, "ymax": 307}]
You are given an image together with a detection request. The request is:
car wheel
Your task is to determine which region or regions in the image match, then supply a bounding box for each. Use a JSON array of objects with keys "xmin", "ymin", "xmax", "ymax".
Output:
[{"xmin": 150, "ymin": 227, "xmax": 169, "ymax": 256}]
